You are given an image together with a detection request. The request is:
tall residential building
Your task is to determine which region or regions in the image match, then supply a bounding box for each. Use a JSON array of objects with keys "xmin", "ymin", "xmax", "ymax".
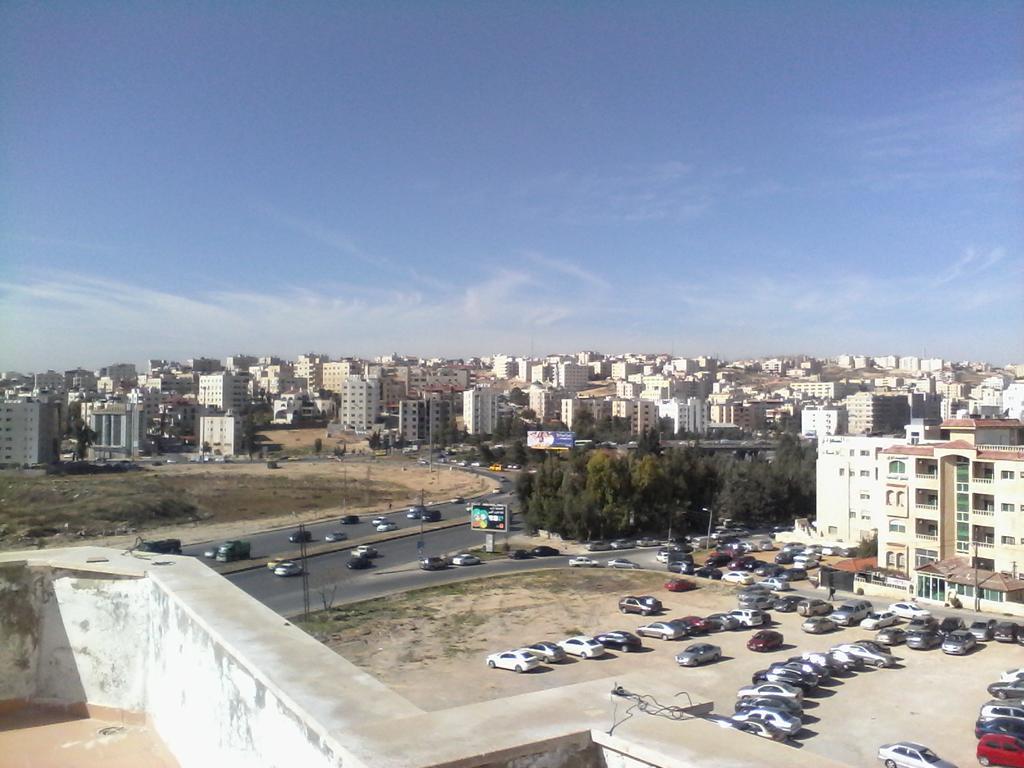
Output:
[
  {"xmin": 199, "ymin": 412, "xmax": 242, "ymax": 455},
  {"xmin": 88, "ymin": 402, "xmax": 148, "ymax": 460},
  {"xmin": 462, "ymin": 388, "xmax": 505, "ymax": 435},
  {"xmin": 560, "ymin": 397, "xmax": 611, "ymax": 430},
  {"xmin": 801, "ymin": 406, "xmax": 849, "ymax": 438},
  {"xmin": 528, "ymin": 385, "xmax": 565, "ymax": 422},
  {"xmin": 657, "ymin": 397, "xmax": 710, "ymax": 436},
  {"xmin": 612, "ymin": 399, "xmax": 659, "ymax": 434},
  {"xmin": 225, "ymin": 355, "xmax": 258, "ymax": 372},
  {"xmin": 295, "ymin": 354, "xmax": 329, "ymax": 391},
  {"xmin": 188, "ymin": 357, "xmax": 222, "ymax": 374},
  {"xmin": 0, "ymin": 399, "xmax": 61, "ymax": 466},
  {"xmin": 33, "ymin": 371, "xmax": 64, "ymax": 392},
  {"xmin": 64, "ymin": 368, "xmax": 98, "ymax": 392},
  {"xmin": 491, "ymin": 355, "xmax": 517, "ymax": 380},
  {"xmin": 814, "ymin": 434, "xmax": 895, "ymax": 544},
  {"xmin": 844, "ymin": 391, "xmax": 912, "ymax": 435},
  {"xmin": 397, "ymin": 398, "xmax": 453, "ymax": 443},
  {"xmin": 320, "ymin": 361, "xmax": 360, "ymax": 393},
  {"xmin": 610, "ymin": 361, "xmax": 641, "ymax": 380},
  {"xmin": 554, "ymin": 362, "xmax": 589, "ymax": 392},
  {"xmin": 198, "ymin": 372, "xmax": 251, "ymax": 412},
  {"xmin": 339, "ymin": 376, "xmax": 380, "ymax": 433}
]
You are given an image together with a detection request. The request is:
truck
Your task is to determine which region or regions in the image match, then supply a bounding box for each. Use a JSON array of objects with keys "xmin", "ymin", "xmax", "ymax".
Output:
[{"xmin": 215, "ymin": 540, "xmax": 252, "ymax": 562}]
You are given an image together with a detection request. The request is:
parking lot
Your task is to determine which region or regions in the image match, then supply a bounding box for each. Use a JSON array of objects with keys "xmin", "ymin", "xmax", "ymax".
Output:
[{"xmin": 315, "ymin": 567, "xmax": 1022, "ymax": 767}]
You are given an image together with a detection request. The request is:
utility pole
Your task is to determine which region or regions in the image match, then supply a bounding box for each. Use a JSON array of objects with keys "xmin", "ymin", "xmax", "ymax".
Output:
[
  {"xmin": 704, "ymin": 507, "xmax": 713, "ymax": 545},
  {"xmin": 974, "ymin": 540, "xmax": 981, "ymax": 613},
  {"xmin": 299, "ymin": 522, "xmax": 310, "ymax": 620}
]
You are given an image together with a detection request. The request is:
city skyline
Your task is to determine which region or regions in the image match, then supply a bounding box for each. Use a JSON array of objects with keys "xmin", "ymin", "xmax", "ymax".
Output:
[{"xmin": 2, "ymin": 3, "xmax": 1022, "ymax": 369}]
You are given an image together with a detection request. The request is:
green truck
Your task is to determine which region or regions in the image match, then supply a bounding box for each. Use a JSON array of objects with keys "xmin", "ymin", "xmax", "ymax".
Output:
[{"xmin": 215, "ymin": 540, "xmax": 252, "ymax": 562}]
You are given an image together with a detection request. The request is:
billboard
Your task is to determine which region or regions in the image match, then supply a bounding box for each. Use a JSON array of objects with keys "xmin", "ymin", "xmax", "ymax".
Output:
[
  {"xmin": 527, "ymin": 430, "xmax": 576, "ymax": 451},
  {"xmin": 470, "ymin": 503, "xmax": 507, "ymax": 531}
]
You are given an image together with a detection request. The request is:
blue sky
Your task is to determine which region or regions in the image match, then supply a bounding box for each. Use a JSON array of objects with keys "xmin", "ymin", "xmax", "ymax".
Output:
[{"xmin": 1, "ymin": 2, "xmax": 1022, "ymax": 371}]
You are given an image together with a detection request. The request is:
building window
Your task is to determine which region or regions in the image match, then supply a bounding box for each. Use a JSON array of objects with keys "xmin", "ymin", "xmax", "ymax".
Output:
[
  {"xmin": 828, "ymin": 526, "xmax": 838, "ymax": 535},
  {"xmin": 1002, "ymin": 536, "xmax": 1016, "ymax": 546},
  {"xmin": 861, "ymin": 450, "xmax": 870, "ymax": 457},
  {"xmin": 915, "ymin": 548, "xmax": 938, "ymax": 568},
  {"xmin": 1002, "ymin": 470, "xmax": 1016, "ymax": 480},
  {"xmin": 860, "ymin": 492, "xmax": 871, "ymax": 500},
  {"xmin": 1001, "ymin": 503, "xmax": 1014, "ymax": 513},
  {"xmin": 838, "ymin": 468, "xmax": 845, "ymax": 476},
  {"xmin": 889, "ymin": 520, "xmax": 906, "ymax": 533},
  {"xmin": 860, "ymin": 470, "xmax": 870, "ymax": 477},
  {"xmin": 888, "ymin": 460, "xmax": 906, "ymax": 474}
]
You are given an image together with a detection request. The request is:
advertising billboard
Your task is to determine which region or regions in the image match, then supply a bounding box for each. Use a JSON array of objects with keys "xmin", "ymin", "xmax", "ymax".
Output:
[
  {"xmin": 470, "ymin": 503, "xmax": 507, "ymax": 531},
  {"xmin": 527, "ymin": 430, "xmax": 576, "ymax": 451}
]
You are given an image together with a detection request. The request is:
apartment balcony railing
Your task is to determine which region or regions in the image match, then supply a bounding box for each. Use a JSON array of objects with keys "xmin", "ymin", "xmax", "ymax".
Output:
[
  {"xmin": 973, "ymin": 539, "xmax": 995, "ymax": 550},
  {"xmin": 916, "ymin": 472, "xmax": 938, "ymax": 480},
  {"xmin": 973, "ymin": 477, "xmax": 994, "ymax": 485},
  {"xmin": 972, "ymin": 508, "xmax": 995, "ymax": 517},
  {"xmin": 915, "ymin": 532, "xmax": 939, "ymax": 542},
  {"xmin": 915, "ymin": 501, "xmax": 939, "ymax": 510}
]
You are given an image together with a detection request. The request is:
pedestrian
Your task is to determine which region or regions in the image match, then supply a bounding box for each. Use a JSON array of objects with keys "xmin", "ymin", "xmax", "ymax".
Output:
[{"xmin": 827, "ymin": 585, "xmax": 836, "ymax": 601}]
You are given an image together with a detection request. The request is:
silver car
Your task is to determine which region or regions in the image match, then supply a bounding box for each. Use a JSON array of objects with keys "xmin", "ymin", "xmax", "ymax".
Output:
[
  {"xmin": 638, "ymin": 621, "xmax": 689, "ymax": 641},
  {"xmin": 675, "ymin": 643, "xmax": 722, "ymax": 667},
  {"xmin": 731, "ymin": 707, "xmax": 801, "ymax": 736}
]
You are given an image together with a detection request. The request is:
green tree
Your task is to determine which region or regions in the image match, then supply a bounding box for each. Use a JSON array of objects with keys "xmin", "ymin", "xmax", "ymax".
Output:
[
  {"xmin": 74, "ymin": 422, "xmax": 97, "ymax": 460},
  {"xmin": 508, "ymin": 387, "xmax": 528, "ymax": 406}
]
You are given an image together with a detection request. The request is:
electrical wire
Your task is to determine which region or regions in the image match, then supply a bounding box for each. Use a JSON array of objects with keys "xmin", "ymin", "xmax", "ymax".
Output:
[{"xmin": 607, "ymin": 684, "xmax": 695, "ymax": 734}]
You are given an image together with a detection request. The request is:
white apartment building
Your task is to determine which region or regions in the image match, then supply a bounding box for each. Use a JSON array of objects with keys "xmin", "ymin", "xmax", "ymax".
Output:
[
  {"xmin": 463, "ymin": 388, "xmax": 506, "ymax": 435},
  {"xmin": 321, "ymin": 361, "xmax": 361, "ymax": 394},
  {"xmin": 0, "ymin": 399, "xmax": 61, "ymax": 466},
  {"xmin": 198, "ymin": 372, "xmax": 250, "ymax": 412},
  {"xmin": 610, "ymin": 361, "xmax": 641, "ymax": 380},
  {"xmin": 554, "ymin": 362, "xmax": 589, "ymax": 392},
  {"xmin": 339, "ymin": 376, "xmax": 381, "ymax": 433},
  {"xmin": 1004, "ymin": 382, "xmax": 1024, "ymax": 421},
  {"xmin": 528, "ymin": 385, "xmax": 564, "ymax": 422},
  {"xmin": 491, "ymin": 355, "xmax": 517, "ymax": 380},
  {"xmin": 560, "ymin": 396, "xmax": 611, "ymax": 431},
  {"xmin": 250, "ymin": 365, "xmax": 297, "ymax": 397},
  {"xmin": 875, "ymin": 355, "xmax": 899, "ymax": 370},
  {"xmin": 88, "ymin": 402, "xmax": 148, "ymax": 460},
  {"xmin": 898, "ymin": 356, "xmax": 921, "ymax": 372},
  {"xmin": 790, "ymin": 381, "xmax": 849, "ymax": 400},
  {"xmin": 815, "ymin": 420, "xmax": 1024, "ymax": 606},
  {"xmin": 640, "ymin": 375, "xmax": 674, "ymax": 401},
  {"xmin": 295, "ymin": 354, "xmax": 328, "ymax": 391},
  {"xmin": 199, "ymin": 412, "xmax": 242, "ymax": 455},
  {"xmin": 33, "ymin": 371, "xmax": 64, "ymax": 392},
  {"xmin": 657, "ymin": 397, "xmax": 710, "ymax": 436},
  {"xmin": 801, "ymin": 406, "xmax": 848, "ymax": 438}
]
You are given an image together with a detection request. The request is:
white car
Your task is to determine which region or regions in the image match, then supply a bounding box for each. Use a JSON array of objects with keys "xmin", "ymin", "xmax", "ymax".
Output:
[
  {"xmin": 376, "ymin": 521, "xmax": 398, "ymax": 532},
  {"xmin": 558, "ymin": 635, "xmax": 605, "ymax": 658},
  {"xmin": 324, "ymin": 531, "xmax": 348, "ymax": 542},
  {"xmin": 832, "ymin": 643, "xmax": 895, "ymax": 668},
  {"xmin": 371, "ymin": 516, "xmax": 388, "ymax": 526},
  {"xmin": 1001, "ymin": 668, "xmax": 1024, "ymax": 683},
  {"xmin": 722, "ymin": 570, "xmax": 756, "ymax": 585},
  {"xmin": 861, "ymin": 611, "xmax": 899, "ymax": 630},
  {"xmin": 273, "ymin": 561, "xmax": 302, "ymax": 577},
  {"xmin": 888, "ymin": 602, "xmax": 932, "ymax": 621},
  {"xmin": 731, "ymin": 707, "xmax": 801, "ymax": 736},
  {"xmin": 353, "ymin": 545, "xmax": 378, "ymax": 558},
  {"xmin": 876, "ymin": 742, "xmax": 957, "ymax": 768},
  {"xmin": 757, "ymin": 577, "xmax": 792, "ymax": 592},
  {"xmin": 486, "ymin": 649, "xmax": 540, "ymax": 673},
  {"xmin": 568, "ymin": 556, "xmax": 600, "ymax": 567},
  {"xmin": 736, "ymin": 682, "xmax": 804, "ymax": 702},
  {"xmin": 606, "ymin": 558, "xmax": 640, "ymax": 570},
  {"xmin": 451, "ymin": 553, "xmax": 481, "ymax": 566}
]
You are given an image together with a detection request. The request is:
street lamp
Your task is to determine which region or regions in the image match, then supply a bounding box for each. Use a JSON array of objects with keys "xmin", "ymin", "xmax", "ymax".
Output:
[{"xmin": 703, "ymin": 507, "xmax": 714, "ymax": 544}]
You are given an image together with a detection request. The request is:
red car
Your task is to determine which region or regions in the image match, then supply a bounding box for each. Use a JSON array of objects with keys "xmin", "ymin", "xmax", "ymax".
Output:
[
  {"xmin": 675, "ymin": 615, "xmax": 711, "ymax": 634},
  {"xmin": 747, "ymin": 630, "xmax": 784, "ymax": 652},
  {"xmin": 978, "ymin": 734, "xmax": 1024, "ymax": 767},
  {"xmin": 664, "ymin": 579, "xmax": 697, "ymax": 592}
]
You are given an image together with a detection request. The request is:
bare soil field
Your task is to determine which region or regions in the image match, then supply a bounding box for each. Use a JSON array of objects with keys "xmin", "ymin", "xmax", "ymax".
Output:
[
  {"xmin": 0, "ymin": 459, "xmax": 488, "ymax": 551},
  {"xmin": 253, "ymin": 426, "xmax": 369, "ymax": 455},
  {"xmin": 301, "ymin": 568, "xmax": 1012, "ymax": 767}
]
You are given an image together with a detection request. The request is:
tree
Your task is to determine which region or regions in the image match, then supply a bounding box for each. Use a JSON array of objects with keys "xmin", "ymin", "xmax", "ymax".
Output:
[
  {"xmin": 367, "ymin": 432, "xmax": 382, "ymax": 450},
  {"xmin": 313, "ymin": 438, "xmax": 323, "ymax": 455},
  {"xmin": 508, "ymin": 387, "xmax": 528, "ymax": 406},
  {"xmin": 509, "ymin": 440, "xmax": 528, "ymax": 466},
  {"xmin": 74, "ymin": 423, "xmax": 96, "ymax": 460}
]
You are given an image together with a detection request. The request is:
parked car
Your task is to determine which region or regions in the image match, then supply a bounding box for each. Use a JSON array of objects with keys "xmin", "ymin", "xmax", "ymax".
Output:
[
  {"xmin": 905, "ymin": 629, "xmax": 943, "ymax": 650},
  {"xmin": 729, "ymin": 609, "xmax": 770, "ymax": 628},
  {"xmin": 664, "ymin": 578, "xmax": 697, "ymax": 592},
  {"xmin": 610, "ymin": 539, "xmax": 636, "ymax": 550},
  {"xmin": 273, "ymin": 561, "xmax": 302, "ymax": 577},
  {"xmin": 832, "ymin": 642, "xmax": 895, "ymax": 667},
  {"xmin": 942, "ymin": 629, "xmax": 977, "ymax": 656},
  {"xmin": 829, "ymin": 599, "xmax": 873, "ymax": 627},
  {"xmin": 594, "ymin": 630, "xmax": 643, "ymax": 653},
  {"xmin": 736, "ymin": 681, "xmax": 804, "ymax": 702},
  {"xmin": 971, "ymin": 619, "xmax": 999, "ymax": 642},
  {"xmin": 619, "ymin": 595, "xmax": 662, "ymax": 615},
  {"xmin": 705, "ymin": 613, "xmax": 742, "ymax": 631},
  {"xmin": 779, "ymin": 567, "xmax": 809, "ymax": 582},
  {"xmin": 754, "ymin": 563, "xmax": 787, "ymax": 578},
  {"xmin": 288, "ymin": 530, "xmax": 313, "ymax": 543},
  {"xmin": 981, "ymin": 701, "xmax": 1024, "ymax": 723},
  {"xmin": 586, "ymin": 541, "xmax": 612, "ymax": 552},
  {"xmin": 757, "ymin": 577, "xmax": 792, "ymax": 592},
  {"xmin": 877, "ymin": 742, "xmax": 957, "ymax": 768},
  {"xmin": 637, "ymin": 620, "xmax": 689, "ymax": 640},
  {"xmin": 797, "ymin": 598, "xmax": 833, "ymax": 617},
  {"xmin": 508, "ymin": 549, "xmax": 531, "ymax": 560},
  {"xmin": 876, "ymin": 626, "xmax": 908, "ymax": 646},
  {"xmin": 751, "ymin": 667, "xmax": 815, "ymax": 692},
  {"xmin": 674, "ymin": 642, "xmax": 721, "ymax": 666},
  {"xmin": 531, "ymin": 545, "xmax": 560, "ymax": 557},
  {"xmin": 558, "ymin": 635, "xmax": 606, "ymax": 658},
  {"xmin": 989, "ymin": 681, "xmax": 1024, "ymax": 700},
  {"xmin": 802, "ymin": 616, "xmax": 837, "ymax": 634},
  {"xmin": 376, "ymin": 521, "xmax": 398, "ymax": 532},
  {"xmin": 723, "ymin": 570, "xmax": 757, "ymax": 585},
  {"xmin": 937, "ymin": 617, "xmax": 967, "ymax": 637},
  {"xmin": 747, "ymin": 630, "xmax": 784, "ymax": 652},
  {"xmin": 346, "ymin": 555, "xmax": 372, "ymax": 569},
  {"xmin": 734, "ymin": 695, "xmax": 803, "ymax": 718},
  {"xmin": 826, "ymin": 648, "xmax": 866, "ymax": 672},
  {"xmin": 908, "ymin": 616, "xmax": 939, "ymax": 632},
  {"xmin": 738, "ymin": 593, "xmax": 775, "ymax": 610},
  {"xmin": 667, "ymin": 560, "xmax": 697, "ymax": 575},
  {"xmin": 977, "ymin": 733, "xmax": 1024, "ymax": 768},
  {"xmin": 704, "ymin": 715, "xmax": 787, "ymax": 741},
  {"xmin": 340, "ymin": 515, "xmax": 360, "ymax": 524},
  {"xmin": 861, "ymin": 611, "xmax": 899, "ymax": 630},
  {"xmin": 486, "ymin": 649, "xmax": 540, "ymax": 673},
  {"xmin": 636, "ymin": 536, "xmax": 661, "ymax": 548},
  {"xmin": 772, "ymin": 595, "xmax": 803, "ymax": 613},
  {"xmin": 774, "ymin": 551, "xmax": 795, "ymax": 565},
  {"xmin": 674, "ymin": 615, "xmax": 712, "ymax": 634},
  {"xmin": 607, "ymin": 558, "xmax": 640, "ymax": 570},
  {"xmin": 1002, "ymin": 669, "xmax": 1024, "ymax": 683},
  {"xmin": 889, "ymin": 601, "xmax": 932, "ymax": 620},
  {"xmin": 523, "ymin": 641, "xmax": 566, "ymax": 664},
  {"xmin": 976, "ymin": 717, "xmax": 1024, "ymax": 740},
  {"xmin": 705, "ymin": 552, "xmax": 733, "ymax": 567},
  {"xmin": 568, "ymin": 555, "xmax": 600, "ymax": 567},
  {"xmin": 694, "ymin": 566, "xmax": 724, "ymax": 580},
  {"xmin": 450, "ymin": 553, "xmax": 481, "ymax": 566},
  {"xmin": 324, "ymin": 531, "xmax": 348, "ymax": 542},
  {"xmin": 353, "ymin": 544, "xmax": 378, "ymax": 558},
  {"xmin": 995, "ymin": 623, "xmax": 1021, "ymax": 643},
  {"xmin": 769, "ymin": 662, "xmax": 820, "ymax": 687},
  {"xmin": 419, "ymin": 556, "xmax": 448, "ymax": 571}
]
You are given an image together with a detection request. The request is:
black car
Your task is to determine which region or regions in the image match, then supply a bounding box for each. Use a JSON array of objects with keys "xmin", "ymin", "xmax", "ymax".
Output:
[
  {"xmin": 421, "ymin": 510, "xmax": 441, "ymax": 523},
  {"xmin": 937, "ymin": 617, "xmax": 966, "ymax": 637},
  {"xmin": 595, "ymin": 631, "xmax": 643, "ymax": 652},
  {"xmin": 774, "ymin": 552, "xmax": 795, "ymax": 565},
  {"xmin": 779, "ymin": 567, "xmax": 808, "ymax": 582},
  {"xmin": 508, "ymin": 549, "xmax": 531, "ymax": 560},
  {"xmin": 419, "ymin": 556, "xmax": 448, "ymax": 571},
  {"xmin": 346, "ymin": 556, "xmax": 372, "ymax": 569},
  {"xmin": 733, "ymin": 695, "xmax": 803, "ymax": 718},
  {"xmin": 755, "ymin": 563, "xmax": 787, "ymax": 578},
  {"xmin": 138, "ymin": 538, "xmax": 183, "ymax": 554},
  {"xmin": 976, "ymin": 717, "xmax": 1024, "ymax": 740},
  {"xmin": 705, "ymin": 552, "xmax": 732, "ymax": 567},
  {"xmin": 694, "ymin": 566, "xmax": 723, "ymax": 580},
  {"xmin": 669, "ymin": 552, "xmax": 696, "ymax": 564},
  {"xmin": 668, "ymin": 560, "xmax": 696, "ymax": 575},
  {"xmin": 772, "ymin": 595, "xmax": 803, "ymax": 613},
  {"xmin": 340, "ymin": 515, "xmax": 360, "ymax": 525},
  {"xmin": 288, "ymin": 530, "xmax": 313, "ymax": 543},
  {"xmin": 531, "ymin": 545, "xmax": 560, "ymax": 557},
  {"xmin": 994, "ymin": 622, "xmax": 1020, "ymax": 643}
]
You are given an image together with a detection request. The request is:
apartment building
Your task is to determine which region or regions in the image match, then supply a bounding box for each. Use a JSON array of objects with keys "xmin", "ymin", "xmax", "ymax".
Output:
[
  {"xmin": 611, "ymin": 399, "xmax": 659, "ymax": 434},
  {"xmin": 88, "ymin": 402, "xmax": 148, "ymax": 460},
  {"xmin": 339, "ymin": 376, "xmax": 381, "ymax": 433},
  {"xmin": 528, "ymin": 385, "xmax": 565, "ymax": 422},
  {"xmin": 197, "ymin": 372, "xmax": 251, "ymax": 412},
  {"xmin": 33, "ymin": 371, "xmax": 65, "ymax": 392},
  {"xmin": 801, "ymin": 406, "xmax": 848, "ymax": 438},
  {"xmin": 554, "ymin": 362, "xmax": 589, "ymax": 392},
  {"xmin": 225, "ymin": 355, "xmax": 257, "ymax": 372},
  {"xmin": 560, "ymin": 396, "xmax": 611, "ymax": 430},
  {"xmin": 398, "ymin": 398, "xmax": 453, "ymax": 443},
  {"xmin": 463, "ymin": 387, "xmax": 506, "ymax": 435},
  {"xmin": 844, "ymin": 391, "xmax": 912, "ymax": 435},
  {"xmin": 188, "ymin": 357, "xmax": 222, "ymax": 374},
  {"xmin": 321, "ymin": 360, "xmax": 362, "ymax": 393},
  {"xmin": 250, "ymin": 364, "xmax": 297, "ymax": 397},
  {"xmin": 816, "ymin": 420, "xmax": 1024, "ymax": 605},
  {"xmin": 0, "ymin": 399, "xmax": 61, "ymax": 466},
  {"xmin": 491, "ymin": 355, "xmax": 517, "ymax": 380},
  {"xmin": 64, "ymin": 368, "xmax": 98, "ymax": 392},
  {"xmin": 610, "ymin": 361, "xmax": 641, "ymax": 380},
  {"xmin": 640, "ymin": 375, "xmax": 674, "ymax": 401},
  {"xmin": 295, "ymin": 354, "xmax": 329, "ymax": 391},
  {"xmin": 790, "ymin": 381, "xmax": 849, "ymax": 400},
  {"xmin": 199, "ymin": 412, "xmax": 242, "ymax": 455},
  {"xmin": 657, "ymin": 397, "xmax": 710, "ymax": 436}
]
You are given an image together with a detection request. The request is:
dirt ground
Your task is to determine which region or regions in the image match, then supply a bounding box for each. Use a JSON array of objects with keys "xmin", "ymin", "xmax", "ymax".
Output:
[
  {"xmin": 302, "ymin": 568, "xmax": 1015, "ymax": 767},
  {"xmin": 253, "ymin": 426, "xmax": 369, "ymax": 455},
  {"xmin": 0, "ymin": 459, "xmax": 488, "ymax": 551}
]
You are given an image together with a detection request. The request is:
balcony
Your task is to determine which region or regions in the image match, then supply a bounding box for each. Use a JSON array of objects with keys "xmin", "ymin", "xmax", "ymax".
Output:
[
  {"xmin": 973, "ymin": 539, "xmax": 995, "ymax": 550},
  {"xmin": 915, "ymin": 501, "xmax": 938, "ymax": 511},
  {"xmin": 915, "ymin": 471, "xmax": 938, "ymax": 481},
  {"xmin": 915, "ymin": 532, "xmax": 939, "ymax": 542},
  {"xmin": 972, "ymin": 508, "xmax": 995, "ymax": 517},
  {"xmin": 973, "ymin": 477, "xmax": 994, "ymax": 485}
]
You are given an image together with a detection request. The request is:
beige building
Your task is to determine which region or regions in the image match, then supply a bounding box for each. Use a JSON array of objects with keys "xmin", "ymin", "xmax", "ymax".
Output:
[
  {"xmin": 0, "ymin": 399, "xmax": 61, "ymax": 466},
  {"xmin": 197, "ymin": 372, "xmax": 250, "ymax": 412},
  {"xmin": 844, "ymin": 391, "xmax": 911, "ymax": 435},
  {"xmin": 554, "ymin": 362, "xmax": 589, "ymax": 392},
  {"xmin": 560, "ymin": 396, "xmax": 611, "ymax": 430},
  {"xmin": 295, "ymin": 354, "xmax": 329, "ymax": 391},
  {"xmin": 199, "ymin": 412, "xmax": 242, "ymax": 455},
  {"xmin": 322, "ymin": 360, "xmax": 362, "ymax": 393}
]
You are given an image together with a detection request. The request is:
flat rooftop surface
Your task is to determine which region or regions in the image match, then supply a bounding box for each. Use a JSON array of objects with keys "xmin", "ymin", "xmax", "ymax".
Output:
[{"xmin": 0, "ymin": 708, "xmax": 179, "ymax": 768}]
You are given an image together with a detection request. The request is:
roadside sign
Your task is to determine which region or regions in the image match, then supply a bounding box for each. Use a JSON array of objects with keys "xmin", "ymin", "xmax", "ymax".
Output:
[{"xmin": 470, "ymin": 503, "xmax": 507, "ymax": 531}]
